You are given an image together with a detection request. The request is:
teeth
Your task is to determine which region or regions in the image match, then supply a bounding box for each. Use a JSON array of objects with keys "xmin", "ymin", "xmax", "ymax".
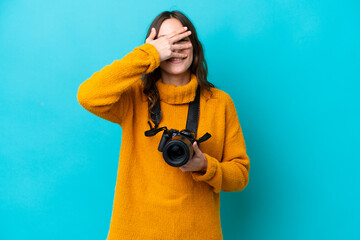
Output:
[{"xmin": 170, "ymin": 58, "xmax": 184, "ymax": 61}]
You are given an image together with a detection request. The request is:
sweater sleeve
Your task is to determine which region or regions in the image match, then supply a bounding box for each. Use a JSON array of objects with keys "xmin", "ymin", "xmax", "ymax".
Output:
[
  {"xmin": 191, "ymin": 95, "xmax": 250, "ymax": 194},
  {"xmin": 76, "ymin": 43, "xmax": 160, "ymax": 125}
]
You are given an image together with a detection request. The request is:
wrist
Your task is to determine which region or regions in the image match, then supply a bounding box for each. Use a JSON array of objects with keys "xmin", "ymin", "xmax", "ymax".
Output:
[{"xmin": 201, "ymin": 155, "xmax": 208, "ymax": 173}]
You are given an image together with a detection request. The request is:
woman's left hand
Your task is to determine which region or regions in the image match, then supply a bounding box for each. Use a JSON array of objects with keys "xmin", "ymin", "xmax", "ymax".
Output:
[{"xmin": 179, "ymin": 141, "xmax": 207, "ymax": 173}]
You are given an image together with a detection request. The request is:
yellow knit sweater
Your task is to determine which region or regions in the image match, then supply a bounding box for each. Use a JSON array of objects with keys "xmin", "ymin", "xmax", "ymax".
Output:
[{"xmin": 77, "ymin": 43, "xmax": 250, "ymax": 240}]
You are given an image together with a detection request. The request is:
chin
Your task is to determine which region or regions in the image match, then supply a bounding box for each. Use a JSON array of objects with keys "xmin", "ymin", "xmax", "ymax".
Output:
[
  {"xmin": 160, "ymin": 62, "xmax": 192, "ymax": 75},
  {"xmin": 164, "ymin": 68, "xmax": 189, "ymax": 75}
]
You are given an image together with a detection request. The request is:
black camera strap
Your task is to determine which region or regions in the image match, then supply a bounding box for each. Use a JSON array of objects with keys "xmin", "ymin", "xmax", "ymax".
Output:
[
  {"xmin": 144, "ymin": 84, "xmax": 211, "ymax": 144},
  {"xmin": 186, "ymin": 85, "xmax": 201, "ymax": 138}
]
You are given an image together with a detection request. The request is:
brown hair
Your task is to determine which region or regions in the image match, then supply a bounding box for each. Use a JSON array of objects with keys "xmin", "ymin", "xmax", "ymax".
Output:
[{"xmin": 141, "ymin": 10, "xmax": 215, "ymax": 117}]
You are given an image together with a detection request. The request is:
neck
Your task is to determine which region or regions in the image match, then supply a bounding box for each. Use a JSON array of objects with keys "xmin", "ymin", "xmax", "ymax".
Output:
[{"xmin": 160, "ymin": 70, "xmax": 191, "ymax": 86}]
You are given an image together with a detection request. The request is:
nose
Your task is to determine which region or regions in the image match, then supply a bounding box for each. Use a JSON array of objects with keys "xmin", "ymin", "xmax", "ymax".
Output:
[{"xmin": 174, "ymin": 46, "xmax": 185, "ymax": 53}]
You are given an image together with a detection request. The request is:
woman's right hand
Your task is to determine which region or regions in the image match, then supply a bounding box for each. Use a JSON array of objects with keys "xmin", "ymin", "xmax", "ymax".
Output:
[{"xmin": 146, "ymin": 27, "xmax": 192, "ymax": 62}]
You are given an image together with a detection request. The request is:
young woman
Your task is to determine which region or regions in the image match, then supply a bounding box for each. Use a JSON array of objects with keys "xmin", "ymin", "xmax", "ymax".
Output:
[{"xmin": 77, "ymin": 10, "xmax": 250, "ymax": 240}]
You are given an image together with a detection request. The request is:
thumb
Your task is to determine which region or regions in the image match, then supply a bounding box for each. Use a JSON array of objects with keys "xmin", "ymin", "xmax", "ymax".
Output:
[
  {"xmin": 193, "ymin": 141, "xmax": 200, "ymax": 154},
  {"xmin": 147, "ymin": 28, "xmax": 156, "ymax": 41}
]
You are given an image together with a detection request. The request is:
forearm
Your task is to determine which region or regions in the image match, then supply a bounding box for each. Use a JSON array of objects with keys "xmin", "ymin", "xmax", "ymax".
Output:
[{"xmin": 77, "ymin": 43, "xmax": 160, "ymax": 123}]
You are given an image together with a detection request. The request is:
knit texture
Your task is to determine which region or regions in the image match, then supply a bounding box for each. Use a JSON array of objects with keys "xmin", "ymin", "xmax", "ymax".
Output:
[{"xmin": 77, "ymin": 43, "xmax": 250, "ymax": 240}]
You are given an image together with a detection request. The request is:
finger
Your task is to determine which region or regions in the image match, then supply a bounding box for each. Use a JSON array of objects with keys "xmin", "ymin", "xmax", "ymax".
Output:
[
  {"xmin": 170, "ymin": 30, "xmax": 192, "ymax": 44},
  {"xmin": 171, "ymin": 42, "xmax": 192, "ymax": 51},
  {"xmin": 170, "ymin": 52, "xmax": 188, "ymax": 59},
  {"xmin": 166, "ymin": 26, "xmax": 188, "ymax": 39}
]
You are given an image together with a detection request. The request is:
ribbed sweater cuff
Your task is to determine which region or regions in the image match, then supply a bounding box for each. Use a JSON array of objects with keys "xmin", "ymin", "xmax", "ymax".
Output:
[
  {"xmin": 191, "ymin": 153, "xmax": 217, "ymax": 182},
  {"xmin": 133, "ymin": 43, "xmax": 160, "ymax": 73}
]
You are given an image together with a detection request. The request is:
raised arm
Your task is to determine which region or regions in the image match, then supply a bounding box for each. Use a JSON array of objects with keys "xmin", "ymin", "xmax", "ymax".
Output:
[{"xmin": 76, "ymin": 43, "xmax": 160, "ymax": 125}]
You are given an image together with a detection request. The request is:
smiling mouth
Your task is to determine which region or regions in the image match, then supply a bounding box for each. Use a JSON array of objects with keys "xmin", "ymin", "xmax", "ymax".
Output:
[{"xmin": 167, "ymin": 57, "xmax": 187, "ymax": 64}]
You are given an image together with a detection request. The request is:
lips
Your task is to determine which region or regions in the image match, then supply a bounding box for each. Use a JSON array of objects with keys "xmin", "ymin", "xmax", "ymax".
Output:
[{"xmin": 167, "ymin": 57, "xmax": 187, "ymax": 64}]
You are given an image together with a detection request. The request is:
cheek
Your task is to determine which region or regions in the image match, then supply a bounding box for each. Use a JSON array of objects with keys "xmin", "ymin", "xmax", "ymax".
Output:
[
  {"xmin": 188, "ymin": 50, "xmax": 194, "ymax": 62},
  {"xmin": 186, "ymin": 48, "xmax": 193, "ymax": 58}
]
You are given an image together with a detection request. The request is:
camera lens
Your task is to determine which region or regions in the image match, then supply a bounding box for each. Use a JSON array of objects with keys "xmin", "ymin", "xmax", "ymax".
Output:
[
  {"xmin": 169, "ymin": 144, "xmax": 185, "ymax": 160},
  {"xmin": 163, "ymin": 136, "xmax": 193, "ymax": 167}
]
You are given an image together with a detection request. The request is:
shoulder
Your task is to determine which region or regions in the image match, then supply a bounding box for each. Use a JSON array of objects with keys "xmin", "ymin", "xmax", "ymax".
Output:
[
  {"xmin": 202, "ymin": 86, "xmax": 234, "ymax": 106},
  {"xmin": 202, "ymin": 87, "xmax": 239, "ymax": 120}
]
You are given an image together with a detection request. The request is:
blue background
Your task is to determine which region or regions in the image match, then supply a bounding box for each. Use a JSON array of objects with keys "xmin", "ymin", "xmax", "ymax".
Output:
[{"xmin": 1, "ymin": 0, "xmax": 359, "ymax": 239}]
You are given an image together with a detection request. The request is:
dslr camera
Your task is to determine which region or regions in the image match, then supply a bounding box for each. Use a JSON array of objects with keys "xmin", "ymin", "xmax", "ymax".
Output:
[{"xmin": 158, "ymin": 128, "xmax": 198, "ymax": 167}]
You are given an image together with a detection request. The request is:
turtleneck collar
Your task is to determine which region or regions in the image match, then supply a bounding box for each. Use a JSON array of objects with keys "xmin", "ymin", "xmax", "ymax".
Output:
[{"xmin": 155, "ymin": 73, "xmax": 199, "ymax": 104}]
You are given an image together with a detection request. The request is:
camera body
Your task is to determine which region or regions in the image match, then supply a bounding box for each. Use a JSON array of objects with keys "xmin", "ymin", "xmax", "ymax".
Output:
[{"xmin": 158, "ymin": 128, "xmax": 197, "ymax": 167}]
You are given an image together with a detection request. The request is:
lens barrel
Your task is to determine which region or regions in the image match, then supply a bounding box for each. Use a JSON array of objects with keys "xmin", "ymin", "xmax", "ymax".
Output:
[{"xmin": 162, "ymin": 135, "xmax": 194, "ymax": 167}]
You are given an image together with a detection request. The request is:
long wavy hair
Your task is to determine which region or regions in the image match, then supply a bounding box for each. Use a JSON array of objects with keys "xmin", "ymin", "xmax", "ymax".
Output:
[{"xmin": 141, "ymin": 10, "xmax": 215, "ymax": 117}]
